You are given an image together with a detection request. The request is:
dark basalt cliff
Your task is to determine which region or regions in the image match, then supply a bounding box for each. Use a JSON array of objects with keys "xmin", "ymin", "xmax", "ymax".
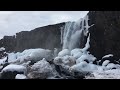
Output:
[
  {"xmin": 88, "ymin": 11, "xmax": 120, "ymax": 60},
  {"xmin": 0, "ymin": 22, "xmax": 65, "ymax": 53}
]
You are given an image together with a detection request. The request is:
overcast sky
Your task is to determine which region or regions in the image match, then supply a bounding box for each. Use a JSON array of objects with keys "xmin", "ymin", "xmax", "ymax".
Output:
[{"xmin": 0, "ymin": 11, "xmax": 88, "ymax": 39}]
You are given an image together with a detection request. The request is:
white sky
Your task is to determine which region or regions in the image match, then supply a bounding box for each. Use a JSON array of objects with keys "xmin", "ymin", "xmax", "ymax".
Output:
[{"xmin": 0, "ymin": 11, "xmax": 88, "ymax": 39}]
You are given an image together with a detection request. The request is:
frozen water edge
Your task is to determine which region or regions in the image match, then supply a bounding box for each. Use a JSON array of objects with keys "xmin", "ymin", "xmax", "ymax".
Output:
[{"xmin": 86, "ymin": 69, "xmax": 120, "ymax": 79}]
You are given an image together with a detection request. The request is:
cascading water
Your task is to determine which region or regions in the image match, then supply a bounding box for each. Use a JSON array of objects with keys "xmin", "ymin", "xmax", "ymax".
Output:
[{"xmin": 61, "ymin": 15, "xmax": 92, "ymax": 50}]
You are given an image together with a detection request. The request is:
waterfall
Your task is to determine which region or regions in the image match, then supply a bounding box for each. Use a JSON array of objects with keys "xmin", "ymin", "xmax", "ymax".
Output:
[{"xmin": 61, "ymin": 15, "xmax": 91, "ymax": 50}]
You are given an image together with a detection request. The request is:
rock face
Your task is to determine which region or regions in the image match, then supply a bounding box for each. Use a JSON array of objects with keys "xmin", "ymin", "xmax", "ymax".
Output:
[
  {"xmin": 0, "ymin": 22, "xmax": 65, "ymax": 53},
  {"xmin": 88, "ymin": 11, "xmax": 120, "ymax": 60}
]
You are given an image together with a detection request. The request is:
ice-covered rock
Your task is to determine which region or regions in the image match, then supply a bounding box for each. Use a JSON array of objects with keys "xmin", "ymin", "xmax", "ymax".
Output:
[
  {"xmin": 102, "ymin": 60, "xmax": 110, "ymax": 66},
  {"xmin": 58, "ymin": 49, "xmax": 70, "ymax": 57},
  {"xmin": 54, "ymin": 57, "xmax": 63, "ymax": 65},
  {"xmin": 54, "ymin": 56, "xmax": 76, "ymax": 67},
  {"xmin": 27, "ymin": 58, "xmax": 55, "ymax": 79},
  {"xmin": 28, "ymin": 49, "xmax": 53, "ymax": 62},
  {"xmin": 7, "ymin": 48, "xmax": 53, "ymax": 64},
  {"xmin": 1, "ymin": 64, "xmax": 27, "ymax": 79},
  {"xmin": 15, "ymin": 74, "xmax": 27, "ymax": 79},
  {"xmin": 76, "ymin": 53, "xmax": 96, "ymax": 64},
  {"xmin": 106, "ymin": 63, "xmax": 117, "ymax": 70},
  {"xmin": 70, "ymin": 61, "xmax": 98, "ymax": 72},
  {"xmin": 62, "ymin": 56, "xmax": 76, "ymax": 66},
  {"xmin": 2, "ymin": 64, "xmax": 27, "ymax": 74}
]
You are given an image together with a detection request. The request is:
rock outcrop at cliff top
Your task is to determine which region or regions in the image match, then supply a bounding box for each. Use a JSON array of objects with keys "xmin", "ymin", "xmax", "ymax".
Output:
[{"xmin": 88, "ymin": 11, "xmax": 120, "ymax": 60}]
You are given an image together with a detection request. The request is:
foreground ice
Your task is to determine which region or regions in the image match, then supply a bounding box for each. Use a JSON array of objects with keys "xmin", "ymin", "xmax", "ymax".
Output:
[
  {"xmin": 7, "ymin": 48, "xmax": 53, "ymax": 63},
  {"xmin": 15, "ymin": 74, "xmax": 27, "ymax": 79},
  {"xmin": 86, "ymin": 69, "xmax": 120, "ymax": 79},
  {"xmin": 2, "ymin": 64, "xmax": 27, "ymax": 74},
  {"xmin": 1, "ymin": 47, "xmax": 120, "ymax": 79}
]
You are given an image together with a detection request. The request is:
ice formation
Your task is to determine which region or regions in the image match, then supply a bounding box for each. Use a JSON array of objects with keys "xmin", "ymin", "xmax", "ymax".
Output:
[
  {"xmin": 61, "ymin": 15, "xmax": 91, "ymax": 50},
  {"xmin": 15, "ymin": 74, "xmax": 27, "ymax": 79},
  {"xmin": 6, "ymin": 48, "xmax": 53, "ymax": 63},
  {"xmin": 2, "ymin": 64, "xmax": 27, "ymax": 74}
]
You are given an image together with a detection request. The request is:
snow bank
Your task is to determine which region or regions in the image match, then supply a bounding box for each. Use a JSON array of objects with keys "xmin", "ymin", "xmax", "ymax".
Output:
[
  {"xmin": 2, "ymin": 64, "xmax": 27, "ymax": 74},
  {"xmin": 15, "ymin": 74, "xmax": 27, "ymax": 79},
  {"xmin": 58, "ymin": 49, "xmax": 70, "ymax": 57}
]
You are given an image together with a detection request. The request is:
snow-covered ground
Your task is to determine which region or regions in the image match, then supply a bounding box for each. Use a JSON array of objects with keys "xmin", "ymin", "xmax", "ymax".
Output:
[{"xmin": 86, "ymin": 69, "xmax": 120, "ymax": 79}]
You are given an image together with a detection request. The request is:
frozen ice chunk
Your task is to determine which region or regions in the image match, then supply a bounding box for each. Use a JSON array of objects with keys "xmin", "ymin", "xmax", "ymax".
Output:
[
  {"xmin": 76, "ymin": 54, "xmax": 96, "ymax": 64},
  {"xmin": 71, "ymin": 48, "xmax": 82, "ymax": 56},
  {"xmin": 58, "ymin": 49, "xmax": 70, "ymax": 57},
  {"xmin": 70, "ymin": 61, "xmax": 98, "ymax": 72},
  {"xmin": 62, "ymin": 55, "xmax": 76, "ymax": 66},
  {"xmin": 15, "ymin": 74, "xmax": 27, "ymax": 79},
  {"xmin": 106, "ymin": 63, "xmax": 116, "ymax": 70},
  {"xmin": 2, "ymin": 64, "xmax": 27, "ymax": 74},
  {"xmin": 102, "ymin": 60, "xmax": 110, "ymax": 66}
]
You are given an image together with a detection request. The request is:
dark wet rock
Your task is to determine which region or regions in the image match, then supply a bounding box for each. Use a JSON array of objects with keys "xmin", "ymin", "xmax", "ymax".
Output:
[
  {"xmin": 0, "ymin": 71, "xmax": 24, "ymax": 79},
  {"xmin": 88, "ymin": 11, "xmax": 120, "ymax": 61},
  {"xmin": 0, "ymin": 23, "xmax": 65, "ymax": 54}
]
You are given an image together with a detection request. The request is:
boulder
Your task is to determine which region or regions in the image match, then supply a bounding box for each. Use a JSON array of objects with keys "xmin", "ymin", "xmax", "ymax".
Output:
[
  {"xmin": 27, "ymin": 58, "xmax": 55, "ymax": 79},
  {"xmin": 0, "ymin": 64, "xmax": 26, "ymax": 79}
]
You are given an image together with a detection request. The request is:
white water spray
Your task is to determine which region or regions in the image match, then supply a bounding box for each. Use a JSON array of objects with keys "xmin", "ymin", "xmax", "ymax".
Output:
[{"xmin": 61, "ymin": 15, "xmax": 91, "ymax": 50}]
